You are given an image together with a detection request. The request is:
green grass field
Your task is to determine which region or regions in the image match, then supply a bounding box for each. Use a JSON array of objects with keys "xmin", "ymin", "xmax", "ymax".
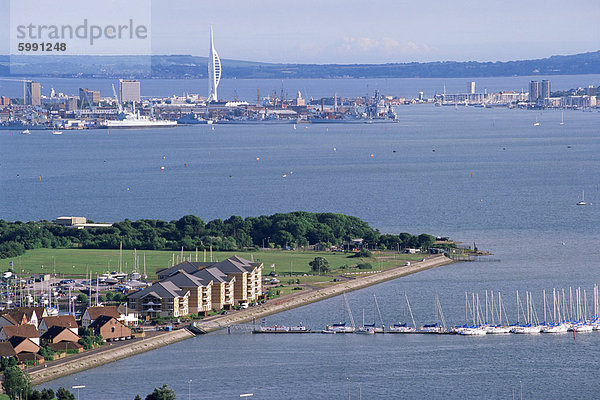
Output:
[{"xmin": 1, "ymin": 248, "xmax": 424, "ymax": 279}]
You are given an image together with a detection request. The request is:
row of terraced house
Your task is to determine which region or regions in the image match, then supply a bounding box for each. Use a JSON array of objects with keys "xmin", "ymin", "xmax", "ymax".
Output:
[{"xmin": 127, "ymin": 256, "xmax": 263, "ymax": 319}]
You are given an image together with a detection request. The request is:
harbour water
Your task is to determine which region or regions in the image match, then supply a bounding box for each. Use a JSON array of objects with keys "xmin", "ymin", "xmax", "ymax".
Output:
[{"xmin": 1, "ymin": 77, "xmax": 600, "ymax": 398}]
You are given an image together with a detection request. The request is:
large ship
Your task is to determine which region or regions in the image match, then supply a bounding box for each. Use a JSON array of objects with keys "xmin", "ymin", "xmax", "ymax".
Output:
[
  {"xmin": 103, "ymin": 83, "xmax": 177, "ymax": 128},
  {"xmin": 104, "ymin": 110, "xmax": 177, "ymax": 128}
]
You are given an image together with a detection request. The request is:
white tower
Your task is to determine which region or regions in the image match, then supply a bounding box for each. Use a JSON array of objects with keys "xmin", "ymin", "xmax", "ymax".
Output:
[{"xmin": 208, "ymin": 26, "xmax": 221, "ymax": 102}]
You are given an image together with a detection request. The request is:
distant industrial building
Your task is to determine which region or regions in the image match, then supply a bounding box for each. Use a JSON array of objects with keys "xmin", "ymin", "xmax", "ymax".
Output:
[
  {"xmin": 79, "ymin": 88, "xmax": 100, "ymax": 109},
  {"xmin": 119, "ymin": 80, "xmax": 141, "ymax": 103},
  {"xmin": 24, "ymin": 81, "xmax": 41, "ymax": 106},
  {"xmin": 66, "ymin": 97, "xmax": 78, "ymax": 111},
  {"xmin": 0, "ymin": 96, "xmax": 9, "ymax": 106},
  {"xmin": 55, "ymin": 216, "xmax": 112, "ymax": 229}
]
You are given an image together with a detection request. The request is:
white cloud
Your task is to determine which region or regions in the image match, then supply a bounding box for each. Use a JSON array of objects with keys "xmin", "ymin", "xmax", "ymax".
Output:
[{"xmin": 338, "ymin": 37, "xmax": 435, "ymax": 56}]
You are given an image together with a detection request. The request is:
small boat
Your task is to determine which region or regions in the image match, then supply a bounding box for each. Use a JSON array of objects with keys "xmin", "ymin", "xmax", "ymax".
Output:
[
  {"xmin": 323, "ymin": 322, "xmax": 355, "ymax": 334},
  {"xmin": 456, "ymin": 325, "xmax": 487, "ymax": 335},
  {"xmin": 576, "ymin": 190, "xmax": 587, "ymax": 205},
  {"xmin": 21, "ymin": 129, "xmax": 30, "ymax": 134},
  {"xmin": 541, "ymin": 323, "xmax": 568, "ymax": 334},
  {"xmin": 52, "ymin": 130, "xmax": 63, "ymax": 135},
  {"xmin": 387, "ymin": 322, "xmax": 415, "ymax": 333},
  {"xmin": 533, "ymin": 115, "xmax": 540, "ymax": 126},
  {"xmin": 559, "ymin": 111, "xmax": 565, "ymax": 125},
  {"xmin": 510, "ymin": 324, "xmax": 542, "ymax": 334}
]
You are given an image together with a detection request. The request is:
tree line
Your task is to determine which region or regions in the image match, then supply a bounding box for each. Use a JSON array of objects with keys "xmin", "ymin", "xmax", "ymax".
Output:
[{"xmin": 0, "ymin": 212, "xmax": 436, "ymax": 258}]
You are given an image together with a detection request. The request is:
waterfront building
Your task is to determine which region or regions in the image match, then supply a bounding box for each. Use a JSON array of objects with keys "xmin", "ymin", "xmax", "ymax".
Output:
[
  {"xmin": 157, "ymin": 256, "xmax": 263, "ymax": 306},
  {"xmin": 88, "ymin": 316, "xmax": 132, "ymax": 341},
  {"xmin": 208, "ymin": 26, "xmax": 222, "ymax": 103},
  {"xmin": 468, "ymin": 81, "xmax": 476, "ymax": 94},
  {"xmin": 541, "ymin": 80, "xmax": 551, "ymax": 103},
  {"xmin": 38, "ymin": 315, "xmax": 78, "ymax": 336},
  {"xmin": 160, "ymin": 270, "xmax": 213, "ymax": 314},
  {"xmin": 0, "ymin": 96, "xmax": 9, "ymax": 106},
  {"xmin": 40, "ymin": 326, "xmax": 81, "ymax": 345},
  {"xmin": 529, "ymin": 81, "xmax": 540, "ymax": 103},
  {"xmin": 586, "ymin": 85, "xmax": 597, "ymax": 96},
  {"xmin": 0, "ymin": 324, "xmax": 40, "ymax": 345},
  {"xmin": 194, "ymin": 267, "xmax": 236, "ymax": 310},
  {"xmin": 127, "ymin": 281, "xmax": 190, "ymax": 319},
  {"xmin": 81, "ymin": 306, "xmax": 121, "ymax": 329},
  {"xmin": 24, "ymin": 81, "xmax": 41, "ymax": 106},
  {"xmin": 119, "ymin": 79, "xmax": 141, "ymax": 103}
]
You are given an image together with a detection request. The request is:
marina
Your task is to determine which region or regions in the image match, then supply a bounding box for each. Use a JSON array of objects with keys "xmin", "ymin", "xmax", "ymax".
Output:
[{"xmin": 252, "ymin": 285, "xmax": 600, "ymax": 336}]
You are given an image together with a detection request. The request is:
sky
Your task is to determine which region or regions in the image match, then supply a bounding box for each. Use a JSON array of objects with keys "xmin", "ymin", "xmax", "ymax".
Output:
[{"xmin": 1, "ymin": 0, "xmax": 599, "ymax": 64}]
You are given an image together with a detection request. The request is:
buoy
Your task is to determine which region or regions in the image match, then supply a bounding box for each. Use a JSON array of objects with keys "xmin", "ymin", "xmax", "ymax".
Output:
[
  {"xmin": 370, "ymin": 154, "xmax": 374, "ymax": 158},
  {"xmin": 184, "ymin": 163, "xmax": 187, "ymax": 167},
  {"xmin": 163, "ymin": 155, "xmax": 166, "ymax": 159},
  {"xmin": 127, "ymin": 187, "xmax": 130, "ymax": 191},
  {"xmin": 256, "ymin": 157, "xmax": 260, "ymax": 162},
  {"xmin": 470, "ymin": 172, "xmax": 473, "ymax": 177},
  {"xmin": 160, "ymin": 166, "xmax": 165, "ymax": 171},
  {"xmin": 290, "ymin": 171, "xmax": 293, "ymax": 176},
  {"xmin": 39, "ymin": 175, "xmax": 42, "ymax": 181},
  {"xmin": 333, "ymin": 147, "xmax": 337, "ymax": 151}
]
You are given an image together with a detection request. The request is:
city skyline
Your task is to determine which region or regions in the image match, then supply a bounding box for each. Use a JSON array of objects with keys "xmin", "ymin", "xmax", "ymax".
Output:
[{"xmin": 0, "ymin": 0, "xmax": 598, "ymax": 64}]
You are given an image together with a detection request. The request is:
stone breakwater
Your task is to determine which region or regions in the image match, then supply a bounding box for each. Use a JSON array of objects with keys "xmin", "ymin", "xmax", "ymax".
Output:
[
  {"xmin": 28, "ymin": 329, "xmax": 195, "ymax": 385},
  {"xmin": 195, "ymin": 254, "xmax": 452, "ymax": 332}
]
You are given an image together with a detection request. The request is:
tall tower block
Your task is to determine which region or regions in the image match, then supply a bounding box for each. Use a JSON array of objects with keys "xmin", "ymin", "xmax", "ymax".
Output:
[{"xmin": 208, "ymin": 26, "xmax": 221, "ymax": 102}]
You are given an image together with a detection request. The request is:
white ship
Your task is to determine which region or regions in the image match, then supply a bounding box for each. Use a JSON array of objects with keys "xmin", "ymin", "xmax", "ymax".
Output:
[
  {"xmin": 103, "ymin": 83, "xmax": 177, "ymax": 128},
  {"xmin": 103, "ymin": 111, "xmax": 177, "ymax": 128}
]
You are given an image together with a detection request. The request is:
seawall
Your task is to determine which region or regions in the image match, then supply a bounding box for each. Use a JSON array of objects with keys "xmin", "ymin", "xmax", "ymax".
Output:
[{"xmin": 28, "ymin": 329, "xmax": 194, "ymax": 385}]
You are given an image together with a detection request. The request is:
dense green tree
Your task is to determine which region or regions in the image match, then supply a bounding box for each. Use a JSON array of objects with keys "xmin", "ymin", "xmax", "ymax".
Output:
[
  {"xmin": 145, "ymin": 384, "xmax": 176, "ymax": 400},
  {"xmin": 2, "ymin": 365, "xmax": 30, "ymax": 400},
  {"xmin": 309, "ymin": 257, "xmax": 330, "ymax": 274},
  {"xmin": 56, "ymin": 387, "xmax": 76, "ymax": 400}
]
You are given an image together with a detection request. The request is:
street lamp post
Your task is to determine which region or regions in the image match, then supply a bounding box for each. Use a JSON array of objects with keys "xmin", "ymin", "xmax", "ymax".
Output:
[{"xmin": 72, "ymin": 385, "xmax": 85, "ymax": 400}]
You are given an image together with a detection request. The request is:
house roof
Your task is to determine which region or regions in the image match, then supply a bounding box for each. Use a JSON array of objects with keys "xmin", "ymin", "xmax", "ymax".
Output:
[
  {"xmin": 2, "ymin": 324, "xmax": 39, "ymax": 339},
  {"xmin": 14, "ymin": 307, "xmax": 46, "ymax": 320},
  {"xmin": 40, "ymin": 326, "xmax": 80, "ymax": 342},
  {"xmin": 127, "ymin": 281, "xmax": 189, "ymax": 300},
  {"xmin": 161, "ymin": 270, "xmax": 208, "ymax": 288},
  {"xmin": 193, "ymin": 266, "xmax": 233, "ymax": 284},
  {"xmin": 9, "ymin": 336, "xmax": 40, "ymax": 353},
  {"xmin": 0, "ymin": 342, "xmax": 16, "ymax": 357},
  {"xmin": 157, "ymin": 261, "xmax": 203, "ymax": 278},
  {"xmin": 0, "ymin": 310, "xmax": 27, "ymax": 325},
  {"xmin": 48, "ymin": 341, "xmax": 83, "ymax": 352},
  {"xmin": 117, "ymin": 304, "xmax": 138, "ymax": 315},
  {"xmin": 89, "ymin": 315, "xmax": 122, "ymax": 330},
  {"xmin": 85, "ymin": 306, "xmax": 120, "ymax": 320},
  {"xmin": 41, "ymin": 315, "xmax": 78, "ymax": 330},
  {"xmin": 157, "ymin": 256, "xmax": 261, "ymax": 278}
]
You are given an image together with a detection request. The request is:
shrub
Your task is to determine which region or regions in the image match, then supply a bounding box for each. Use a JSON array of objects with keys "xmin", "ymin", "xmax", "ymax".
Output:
[{"xmin": 357, "ymin": 263, "xmax": 373, "ymax": 269}]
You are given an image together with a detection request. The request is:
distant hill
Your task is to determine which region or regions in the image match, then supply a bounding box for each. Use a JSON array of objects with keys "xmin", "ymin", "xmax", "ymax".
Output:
[{"xmin": 1, "ymin": 51, "xmax": 599, "ymax": 79}]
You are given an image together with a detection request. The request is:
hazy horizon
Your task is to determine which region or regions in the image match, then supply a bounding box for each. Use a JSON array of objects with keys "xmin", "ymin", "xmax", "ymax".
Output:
[{"xmin": 1, "ymin": 0, "xmax": 598, "ymax": 64}]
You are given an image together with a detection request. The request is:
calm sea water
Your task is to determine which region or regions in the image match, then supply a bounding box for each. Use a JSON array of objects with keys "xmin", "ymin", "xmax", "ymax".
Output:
[{"xmin": 1, "ymin": 77, "xmax": 600, "ymax": 398}]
